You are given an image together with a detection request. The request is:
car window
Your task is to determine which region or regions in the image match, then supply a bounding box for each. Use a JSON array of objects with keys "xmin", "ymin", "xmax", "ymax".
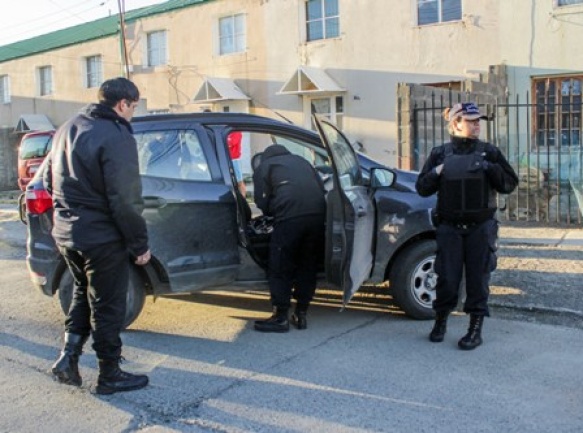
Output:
[
  {"xmin": 135, "ymin": 130, "xmax": 211, "ymax": 181},
  {"xmin": 19, "ymin": 134, "xmax": 53, "ymax": 159},
  {"xmin": 318, "ymin": 122, "xmax": 361, "ymax": 188},
  {"xmin": 231, "ymin": 131, "xmax": 329, "ymax": 198},
  {"xmin": 271, "ymin": 135, "xmax": 330, "ymax": 167}
]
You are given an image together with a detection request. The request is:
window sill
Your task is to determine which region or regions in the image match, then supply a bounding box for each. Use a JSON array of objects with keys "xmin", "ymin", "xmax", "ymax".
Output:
[
  {"xmin": 217, "ymin": 50, "xmax": 247, "ymax": 58},
  {"xmin": 131, "ymin": 65, "xmax": 167, "ymax": 74},
  {"xmin": 305, "ymin": 35, "xmax": 343, "ymax": 45},
  {"xmin": 551, "ymin": 4, "xmax": 583, "ymax": 16},
  {"xmin": 415, "ymin": 19, "xmax": 462, "ymax": 29}
]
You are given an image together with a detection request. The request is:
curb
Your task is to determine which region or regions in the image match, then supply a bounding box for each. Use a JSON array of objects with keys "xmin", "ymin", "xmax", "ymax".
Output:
[{"xmin": 490, "ymin": 301, "xmax": 583, "ymax": 319}]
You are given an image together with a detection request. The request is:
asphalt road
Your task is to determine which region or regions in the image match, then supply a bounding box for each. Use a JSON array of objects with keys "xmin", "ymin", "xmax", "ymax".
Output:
[{"xmin": 0, "ymin": 205, "xmax": 582, "ymax": 433}]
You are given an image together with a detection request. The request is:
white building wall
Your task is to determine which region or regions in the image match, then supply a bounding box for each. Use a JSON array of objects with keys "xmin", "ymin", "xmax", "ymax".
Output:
[
  {"xmin": 0, "ymin": 0, "xmax": 581, "ymax": 167},
  {"xmin": 499, "ymin": 0, "xmax": 583, "ymax": 97},
  {"xmin": 254, "ymin": 0, "xmax": 505, "ymax": 164}
]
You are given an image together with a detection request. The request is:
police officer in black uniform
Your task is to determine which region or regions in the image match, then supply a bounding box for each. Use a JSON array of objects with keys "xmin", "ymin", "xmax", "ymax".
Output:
[
  {"xmin": 253, "ymin": 144, "xmax": 326, "ymax": 333},
  {"xmin": 416, "ymin": 102, "xmax": 518, "ymax": 350},
  {"xmin": 45, "ymin": 78, "xmax": 151, "ymax": 393}
]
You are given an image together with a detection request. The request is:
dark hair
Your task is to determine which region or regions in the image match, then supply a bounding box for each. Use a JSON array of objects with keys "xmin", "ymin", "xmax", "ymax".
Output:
[{"xmin": 98, "ymin": 77, "xmax": 140, "ymax": 107}]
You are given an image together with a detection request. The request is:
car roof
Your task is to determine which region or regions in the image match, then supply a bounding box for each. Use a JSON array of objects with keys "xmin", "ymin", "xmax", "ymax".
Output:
[
  {"xmin": 132, "ymin": 112, "xmax": 313, "ymax": 134},
  {"xmin": 22, "ymin": 130, "xmax": 55, "ymax": 138}
]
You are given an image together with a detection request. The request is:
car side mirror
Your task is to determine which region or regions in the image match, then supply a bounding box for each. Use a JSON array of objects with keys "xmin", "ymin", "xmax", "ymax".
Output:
[{"xmin": 370, "ymin": 167, "xmax": 396, "ymax": 188}]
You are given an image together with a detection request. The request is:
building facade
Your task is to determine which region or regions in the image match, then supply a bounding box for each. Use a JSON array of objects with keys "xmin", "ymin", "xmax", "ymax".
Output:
[{"xmin": 0, "ymin": 0, "xmax": 581, "ymax": 190}]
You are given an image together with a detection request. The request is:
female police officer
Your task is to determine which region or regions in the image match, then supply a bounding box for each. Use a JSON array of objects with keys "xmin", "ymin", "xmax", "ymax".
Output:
[{"xmin": 415, "ymin": 102, "xmax": 518, "ymax": 350}]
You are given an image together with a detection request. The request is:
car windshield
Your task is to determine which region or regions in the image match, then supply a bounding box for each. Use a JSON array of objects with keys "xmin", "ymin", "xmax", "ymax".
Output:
[{"xmin": 20, "ymin": 134, "xmax": 53, "ymax": 159}]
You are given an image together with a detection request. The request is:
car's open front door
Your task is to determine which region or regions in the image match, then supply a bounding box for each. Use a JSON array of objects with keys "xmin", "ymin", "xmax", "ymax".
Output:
[{"xmin": 313, "ymin": 116, "xmax": 375, "ymax": 305}]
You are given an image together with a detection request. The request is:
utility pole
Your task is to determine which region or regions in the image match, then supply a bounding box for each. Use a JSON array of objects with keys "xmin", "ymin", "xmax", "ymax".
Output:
[{"xmin": 117, "ymin": 0, "xmax": 130, "ymax": 78}]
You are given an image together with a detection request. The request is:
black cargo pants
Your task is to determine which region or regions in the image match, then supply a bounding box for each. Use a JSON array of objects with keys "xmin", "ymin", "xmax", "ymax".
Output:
[
  {"xmin": 58, "ymin": 241, "xmax": 129, "ymax": 360},
  {"xmin": 433, "ymin": 219, "xmax": 498, "ymax": 316},
  {"xmin": 268, "ymin": 214, "xmax": 325, "ymax": 310}
]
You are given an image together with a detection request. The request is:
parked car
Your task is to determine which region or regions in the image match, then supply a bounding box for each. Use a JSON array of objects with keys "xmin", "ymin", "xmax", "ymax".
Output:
[
  {"xmin": 23, "ymin": 112, "xmax": 438, "ymax": 328},
  {"xmin": 18, "ymin": 130, "xmax": 54, "ymax": 191},
  {"xmin": 17, "ymin": 130, "xmax": 54, "ymax": 223}
]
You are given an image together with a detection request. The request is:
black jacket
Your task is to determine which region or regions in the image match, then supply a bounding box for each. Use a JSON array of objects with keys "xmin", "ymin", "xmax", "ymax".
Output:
[
  {"xmin": 253, "ymin": 145, "xmax": 326, "ymax": 222},
  {"xmin": 43, "ymin": 103, "xmax": 148, "ymax": 257},
  {"xmin": 416, "ymin": 136, "xmax": 519, "ymax": 221}
]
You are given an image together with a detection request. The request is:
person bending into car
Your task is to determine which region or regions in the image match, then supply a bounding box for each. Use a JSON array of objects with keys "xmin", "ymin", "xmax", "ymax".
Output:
[
  {"xmin": 44, "ymin": 77, "xmax": 151, "ymax": 394},
  {"xmin": 415, "ymin": 102, "xmax": 518, "ymax": 350},
  {"xmin": 253, "ymin": 144, "xmax": 326, "ymax": 332}
]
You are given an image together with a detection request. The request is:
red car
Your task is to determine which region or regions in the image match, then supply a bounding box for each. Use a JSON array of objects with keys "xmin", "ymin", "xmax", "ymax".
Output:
[{"xmin": 18, "ymin": 130, "xmax": 54, "ymax": 191}]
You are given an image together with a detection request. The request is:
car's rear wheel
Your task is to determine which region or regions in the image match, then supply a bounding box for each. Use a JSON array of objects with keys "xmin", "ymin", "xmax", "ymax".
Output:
[
  {"xmin": 389, "ymin": 240, "xmax": 437, "ymax": 320},
  {"xmin": 18, "ymin": 193, "xmax": 27, "ymax": 224},
  {"xmin": 57, "ymin": 265, "xmax": 146, "ymax": 329}
]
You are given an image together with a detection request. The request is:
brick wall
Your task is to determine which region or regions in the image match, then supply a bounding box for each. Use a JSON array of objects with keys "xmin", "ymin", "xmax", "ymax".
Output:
[{"xmin": 397, "ymin": 65, "xmax": 508, "ymax": 170}]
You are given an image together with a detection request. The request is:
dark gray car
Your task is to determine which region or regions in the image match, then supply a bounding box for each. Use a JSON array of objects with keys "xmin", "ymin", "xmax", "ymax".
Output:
[{"xmin": 24, "ymin": 112, "xmax": 437, "ymax": 327}]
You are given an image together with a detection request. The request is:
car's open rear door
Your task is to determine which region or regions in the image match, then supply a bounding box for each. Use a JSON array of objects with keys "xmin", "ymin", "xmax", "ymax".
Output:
[{"xmin": 313, "ymin": 116, "xmax": 375, "ymax": 305}]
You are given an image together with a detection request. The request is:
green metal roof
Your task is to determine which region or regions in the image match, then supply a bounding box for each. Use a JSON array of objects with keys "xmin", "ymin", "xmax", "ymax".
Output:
[{"xmin": 0, "ymin": 0, "xmax": 213, "ymax": 64}]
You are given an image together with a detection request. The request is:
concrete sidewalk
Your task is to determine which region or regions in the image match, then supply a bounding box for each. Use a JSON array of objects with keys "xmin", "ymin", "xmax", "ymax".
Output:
[
  {"xmin": 499, "ymin": 223, "xmax": 583, "ymax": 247},
  {"xmin": 492, "ymin": 222, "xmax": 583, "ymax": 329}
]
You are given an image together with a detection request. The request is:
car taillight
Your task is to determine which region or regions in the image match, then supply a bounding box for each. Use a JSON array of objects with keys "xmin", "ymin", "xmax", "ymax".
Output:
[{"xmin": 26, "ymin": 189, "xmax": 53, "ymax": 214}]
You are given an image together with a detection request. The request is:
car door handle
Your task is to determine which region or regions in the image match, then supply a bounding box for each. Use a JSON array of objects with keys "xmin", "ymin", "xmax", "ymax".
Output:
[{"xmin": 143, "ymin": 196, "xmax": 167, "ymax": 208}]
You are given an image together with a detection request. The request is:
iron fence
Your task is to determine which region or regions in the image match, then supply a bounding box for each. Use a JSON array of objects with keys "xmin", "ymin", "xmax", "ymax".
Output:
[{"xmin": 412, "ymin": 93, "xmax": 583, "ymax": 225}]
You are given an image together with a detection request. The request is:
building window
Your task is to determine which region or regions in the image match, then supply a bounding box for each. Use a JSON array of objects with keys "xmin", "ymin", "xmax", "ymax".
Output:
[
  {"xmin": 0, "ymin": 75, "xmax": 10, "ymax": 103},
  {"xmin": 38, "ymin": 66, "xmax": 53, "ymax": 96},
  {"xmin": 417, "ymin": 0, "xmax": 461, "ymax": 26},
  {"xmin": 85, "ymin": 55, "xmax": 102, "ymax": 88},
  {"xmin": 147, "ymin": 31, "xmax": 167, "ymax": 67},
  {"xmin": 557, "ymin": 0, "xmax": 583, "ymax": 6},
  {"xmin": 308, "ymin": 96, "xmax": 344, "ymax": 130},
  {"xmin": 533, "ymin": 76, "xmax": 582, "ymax": 147},
  {"xmin": 219, "ymin": 13, "xmax": 246, "ymax": 55},
  {"xmin": 306, "ymin": 0, "xmax": 339, "ymax": 41}
]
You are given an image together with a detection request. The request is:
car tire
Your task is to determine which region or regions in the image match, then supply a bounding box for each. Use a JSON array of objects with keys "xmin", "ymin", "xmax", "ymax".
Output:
[
  {"xmin": 57, "ymin": 265, "xmax": 146, "ymax": 329},
  {"xmin": 18, "ymin": 193, "xmax": 27, "ymax": 225},
  {"xmin": 389, "ymin": 240, "xmax": 437, "ymax": 320}
]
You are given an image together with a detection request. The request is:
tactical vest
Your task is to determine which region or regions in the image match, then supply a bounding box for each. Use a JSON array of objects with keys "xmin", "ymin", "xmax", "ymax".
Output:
[{"xmin": 437, "ymin": 141, "xmax": 496, "ymax": 223}]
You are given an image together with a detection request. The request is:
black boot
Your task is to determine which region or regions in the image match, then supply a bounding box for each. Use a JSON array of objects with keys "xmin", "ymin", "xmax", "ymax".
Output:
[
  {"xmin": 95, "ymin": 358, "xmax": 149, "ymax": 395},
  {"xmin": 291, "ymin": 304, "xmax": 308, "ymax": 330},
  {"xmin": 254, "ymin": 307, "xmax": 289, "ymax": 333},
  {"xmin": 458, "ymin": 314, "xmax": 484, "ymax": 350},
  {"xmin": 429, "ymin": 311, "xmax": 449, "ymax": 343},
  {"xmin": 51, "ymin": 333, "xmax": 88, "ymax": 386}
]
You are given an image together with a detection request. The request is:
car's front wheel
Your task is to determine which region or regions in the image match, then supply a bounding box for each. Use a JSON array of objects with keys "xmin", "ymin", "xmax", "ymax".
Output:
[
  {"xmin": 57, "ymin": 265, "xmax": 146, "ymax": 329},
  {"xmin": 389, "ymin": 240, "xmax": 437, "ymax": 320}
]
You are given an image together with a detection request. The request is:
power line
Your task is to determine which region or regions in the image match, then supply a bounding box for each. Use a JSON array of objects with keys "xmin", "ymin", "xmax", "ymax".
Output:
[
  {"xmin": 0, "ymin": 1, "xmax": 110, "ymax": 45},
  {"xmin": 48, "ymin": 0, "xmax": 109, "ymax": 27}
]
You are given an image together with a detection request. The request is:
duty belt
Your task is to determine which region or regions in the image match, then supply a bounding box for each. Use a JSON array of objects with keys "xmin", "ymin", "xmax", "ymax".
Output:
[{"xmin": 444, "ymin": 221, "xmax": 479, "ymax": 230}]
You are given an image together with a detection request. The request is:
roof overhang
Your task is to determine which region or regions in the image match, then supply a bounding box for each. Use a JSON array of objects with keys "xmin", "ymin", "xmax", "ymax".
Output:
[
  {"xmin": 192, "ymin": 77, "xmax": 250, "ymax": 103},
  {"xmin": 278, "ymin": 66, "xmax": 345, "ymax": 96},
  {"xmin": 14, "ymin": 114, "xmax": 54, "ymax": 133}
]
